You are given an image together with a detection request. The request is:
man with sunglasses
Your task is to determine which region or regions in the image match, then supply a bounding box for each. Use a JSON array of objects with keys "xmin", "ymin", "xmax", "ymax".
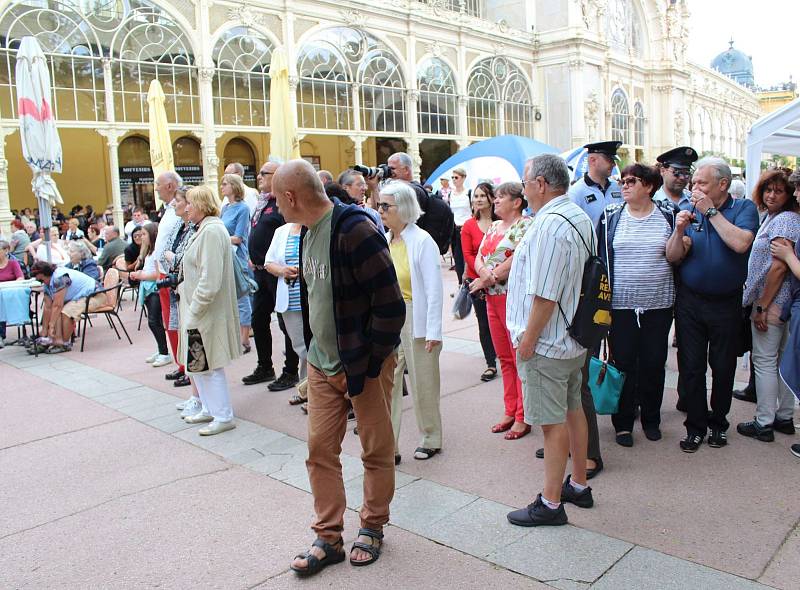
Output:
[
  {"xmin": 568, "ymin": 140, "xmax": 623, "ymax": 227},
  {"xmin": 655, "ymin": 146, "xmax": 697, "ymax": 211},
  {"xmin": 243, "ymin": 160, "xmax": 301, "ymax": 390}
]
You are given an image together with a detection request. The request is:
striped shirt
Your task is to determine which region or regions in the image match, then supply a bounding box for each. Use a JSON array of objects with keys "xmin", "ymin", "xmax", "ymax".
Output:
[
  {"xmin": 611, "ymin": 207, "xmax": 675, "ymax": 310},
  {"xmin": 285, "ymin": 234, "xmax": 302, "ymax": 312},
  {"xmin": 506, "ymin": 195, "xmax": 593, "ymax": 360}
]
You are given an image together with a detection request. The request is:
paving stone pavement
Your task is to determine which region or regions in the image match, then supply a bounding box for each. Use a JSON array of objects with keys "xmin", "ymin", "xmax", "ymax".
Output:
[{"xmin": 1, "ymin": 344, "xmax": 778, "ymax": 589}]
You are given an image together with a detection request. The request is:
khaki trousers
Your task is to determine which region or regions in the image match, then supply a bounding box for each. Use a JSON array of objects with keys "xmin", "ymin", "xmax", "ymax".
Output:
[
  {"xmin": 306, "ymin": 354, "xmax": 397, "ymax": 543},
  {"xmin": 390, "ymin": 302, "xmax": 443, "ymax": 452}
]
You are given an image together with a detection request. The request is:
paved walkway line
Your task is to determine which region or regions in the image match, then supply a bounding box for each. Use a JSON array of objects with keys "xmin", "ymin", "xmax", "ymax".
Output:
[{"xmin": 1, "ymin": 347, "xmax": 771, "ymax": 589}]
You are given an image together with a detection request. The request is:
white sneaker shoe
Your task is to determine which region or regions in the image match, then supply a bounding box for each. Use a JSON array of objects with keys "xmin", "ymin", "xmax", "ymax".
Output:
[
  {"xmin": 145, "ymin": 352, "xmax": 159, "ymax": 363},
  {"xmin": 199, "ymin": 420, "xmax": 236, "ymax": 436},
  {"xmin": 180, "ymin": 397, "xmax": 202, "ymax": 418},
  {"xmin": 184, "ymin": 412, "xmax": 213, "ymax": 424},
  {"xmin": 152, "ymin": 354, "xmax": 172, "ymax": 367}
]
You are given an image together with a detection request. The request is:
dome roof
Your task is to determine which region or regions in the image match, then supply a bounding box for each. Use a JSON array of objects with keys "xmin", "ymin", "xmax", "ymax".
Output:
[{"xmin": 711, "ymin": 40, "xmax": 754, "ymax": 87}]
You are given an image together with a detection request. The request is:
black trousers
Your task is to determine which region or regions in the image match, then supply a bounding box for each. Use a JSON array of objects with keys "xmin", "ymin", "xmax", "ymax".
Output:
[
  {"xmin": 580, "ymin": 354, "xmax": 602, "ymax": 461},
  {"xmin": 675, "ymin": 286, "xmax": 741, "ymax": 436},
  {"xmin": 144, "ymin": 292, "xmax": 168, "ymax": 356},
  {"xmin": 452, "ymin": 225, "xmax": 465, "ymax": 284},
  {"xmin": 471, "ymin": 293, "xmax": 496, "ymax": 369},
  {"xmin": 252, "ymin": 269, "xmax": 299, "ymax": 375},
  {"xmin": 609, "ymin": 307, "xmax": 673, "ymax": 433}
]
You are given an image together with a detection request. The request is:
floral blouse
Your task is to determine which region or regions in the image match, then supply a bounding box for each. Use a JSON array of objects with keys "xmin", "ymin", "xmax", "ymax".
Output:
[{"xmin": 477, "ymin": 216, "xmax": 533, "ymax": 295}]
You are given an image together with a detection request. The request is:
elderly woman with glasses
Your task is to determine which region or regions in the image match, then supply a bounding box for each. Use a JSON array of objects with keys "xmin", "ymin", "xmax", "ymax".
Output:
[
  {"xmin": 66, "ymin": 240, "xmax": 101, "ymax": 282},
  {"xmin": 178, "ymin": 185, "xmax": 241, "ymax": 436},
  {"xmin": 597, "ymin": 163, "xmax": 675, "ymax": 447},
  {"xmin": 378, "ymin": 181, "xmax": 444, "ymax": 462}
]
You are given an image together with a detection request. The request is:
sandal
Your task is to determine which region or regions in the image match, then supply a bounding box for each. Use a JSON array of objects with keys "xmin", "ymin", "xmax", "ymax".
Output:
[
  {"xmin": 300, "ymin": 402, "xmax": 308, "ymax": 414},
  {"xmin": 504, "ymin": 424, "xmax": 531, "ymax": 440},
  {"xmin": 289, "ymin": 394, "xmax": 307, "ymax": 406},
  {"xmin": 242, "ymin": 343, "xmax": 251, "ymax": 354},
  {"xmin": 480, "ymin": 367, "xmax": 498, "ymax": 382},
  {"xmin": 45, "ymin": 344, "xmax": 71, "ymax": 354},
  {"xmin": 350, "ymin": 528, "xmax": 383, "ymax": 567},
  {"xmin": 413, "ymin": 447, "xmax": 440, "ymax": 460},
  {"xmin": 491, "ymin": 419, "xmax": 514, "ymax": 433},
  {"xmin": 290, "ymin": 538, "xmax": 345, "ymax": 577}
]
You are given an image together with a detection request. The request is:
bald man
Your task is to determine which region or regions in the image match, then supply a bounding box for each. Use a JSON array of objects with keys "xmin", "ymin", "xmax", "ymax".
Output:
[{"xmin": 275, "ymin": 160, "xmax": 405, "ymax": 576}]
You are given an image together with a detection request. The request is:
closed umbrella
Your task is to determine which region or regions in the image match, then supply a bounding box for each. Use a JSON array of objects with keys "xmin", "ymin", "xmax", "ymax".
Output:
[
  {"xmin": 16, "ymin": 36, "xmax": 63, "ymax": 263},
  {"xmin": 268, "ymin": 48, "xmax": 300, "ymax": 162},
  {"xmin": 147, "ymin": 79, "xmax": 174, "ymax": 208}
]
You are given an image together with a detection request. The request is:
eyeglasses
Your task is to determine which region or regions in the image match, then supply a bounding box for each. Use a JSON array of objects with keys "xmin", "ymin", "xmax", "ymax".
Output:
[
  {"xmin": 451, "ymin": 176, "xmax": 460, "ymax": 180},
  {"xmin": 257, "ymin": 170, "xmax": 273, "ymax": 176},
  {"xmin": 377, "ymin": 202, "xmax": 396, "ymax": 212},
  {"xmin": 620, "ymin": 177, "xmax": 641, "ymax": 188}
]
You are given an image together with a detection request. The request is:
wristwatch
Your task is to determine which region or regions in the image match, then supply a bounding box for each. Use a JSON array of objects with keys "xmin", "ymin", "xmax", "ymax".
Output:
[
  {"xmin": 705, "ymin": 207, "xmax": 719, "ymax": 218},
  {"xmin": 756, "ymin": 305, "xmax": 764, "ymax": 314}
]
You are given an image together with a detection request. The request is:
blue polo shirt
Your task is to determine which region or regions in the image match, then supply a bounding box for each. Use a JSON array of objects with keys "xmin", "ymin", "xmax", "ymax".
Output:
[
  {"xmin": 568, "ymin": 173, "xmax": 623, "ymax": 227},
  {"xmin": 678, "ymin": 196, "xmax": 759, "ymax": 295}
]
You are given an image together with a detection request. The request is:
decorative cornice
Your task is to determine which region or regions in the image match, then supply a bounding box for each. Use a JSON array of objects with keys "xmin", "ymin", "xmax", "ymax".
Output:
[
  {"xmin": 228, "ymin": 4, "xmax": 266, "ymax": 29},
  {"xmin": 339, "ymin": 8, "xmax": 366, "ymax": 27}
]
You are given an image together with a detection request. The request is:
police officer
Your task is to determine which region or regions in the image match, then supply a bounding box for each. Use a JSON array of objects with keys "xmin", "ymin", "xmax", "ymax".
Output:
[
  {"xmin": 568, "ymin": 141, "xmax": 623, "ymax": 227},
  {"xmin": 654, "ymin": 146, "xmax": 697, "ymax": 211}
]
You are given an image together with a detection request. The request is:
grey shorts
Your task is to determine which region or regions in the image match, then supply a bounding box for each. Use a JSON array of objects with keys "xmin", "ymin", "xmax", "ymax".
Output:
[{"xmin": 517, "ymin": 351, "xmax": 586, "ymax": 425}]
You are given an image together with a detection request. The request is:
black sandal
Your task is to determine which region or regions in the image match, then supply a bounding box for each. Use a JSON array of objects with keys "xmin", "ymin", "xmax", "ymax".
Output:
[
  {"xmin": 288, "ymin": 394, "xmax": 307, "ymax": 406},
  {"xmin": 413, "ymin": 447, "xmax": 441, "ymax": 460},
  {"xmin": 350, "ymin": 528, "xmax": 383, "ymax": 567},
  {"xmin": 480, "ymin": 367, "xmax": 498, "ymax": 382},
  {"xmin": 290, "ymin": 538, "xmax": 345, "ymax": 577}
]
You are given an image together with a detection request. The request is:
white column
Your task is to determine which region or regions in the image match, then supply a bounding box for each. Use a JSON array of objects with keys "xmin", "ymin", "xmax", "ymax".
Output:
[
  {"xmin": 406, "ymin": 89, "xmax": 421, "ymax": 180},
  {"xmin": 352, "ymin": 82, "xmax": 362, "ymax": 135},
  {"xmin": 198, "ymin": 66, "xmax": 220, "ymax": 193},
  {"xmin": 0, "ymin": 127, "xmax": 17, "ymax": 237},
  {"xmin": 348, "ymin": 134, "xmax": 367, "ymax": 167},
  {"xmin": 96, "ymin": 128, "xmax": 127, "ymax": 231},
  {"xmin": 457, "ymin": 95, "xmax": 469, "ymax": 149},
  {"xmin": 568, "ymin": 59, "xmax": 585, "ymax": 145}
]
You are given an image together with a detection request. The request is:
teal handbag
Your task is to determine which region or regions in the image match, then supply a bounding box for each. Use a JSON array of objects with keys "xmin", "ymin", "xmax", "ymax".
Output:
[{"xmin": 588, "ymin": 340, "xmax": 625, "ymax": 415}]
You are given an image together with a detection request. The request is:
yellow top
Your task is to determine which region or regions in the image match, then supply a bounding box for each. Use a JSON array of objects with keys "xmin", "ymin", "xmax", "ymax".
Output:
[{"xmin": 389, "ymin": 238, "xmax": 412, "ymax": 302}]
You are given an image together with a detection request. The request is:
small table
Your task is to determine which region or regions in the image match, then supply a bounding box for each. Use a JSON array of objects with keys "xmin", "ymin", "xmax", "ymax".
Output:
[{"xmin": 0, "ymin": 280, "xmax": 41, "ymax": 351}]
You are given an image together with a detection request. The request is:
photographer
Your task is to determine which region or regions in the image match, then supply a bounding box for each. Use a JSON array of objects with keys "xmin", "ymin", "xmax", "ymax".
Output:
[{"xmin": 362, "ymin": 153, "xmax": 454, "ymax": 255}]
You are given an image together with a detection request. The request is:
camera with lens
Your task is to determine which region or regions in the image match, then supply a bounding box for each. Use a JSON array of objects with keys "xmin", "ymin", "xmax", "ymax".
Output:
[
  {"xmin": 352, "ymin": 163, "xmax": 393, "ymax": 181},
  {"xmin": 155, "ymin": 273, "xmax": 180, "ymax": 290}
]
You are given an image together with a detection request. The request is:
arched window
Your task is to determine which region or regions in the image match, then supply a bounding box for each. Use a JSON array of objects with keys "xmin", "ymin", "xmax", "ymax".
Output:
[
  {"xmin": 213, "ymin": 27, "xmax": 273, "ymax": 127},
  {"xmin": 173, "ymin": 136, "xmax": 201, "ymax": 166},
  {"xmin": 223, "ymin": 137, "xmax": 258, "ymax": 186},
  {"xmin": 633, "ymin": 102, "xmax": 644, "ymax": 146},
  {"xmin": 417, "ymin": 58, "xmax": 457, "ymax": 136},
  {"xmin": 110, "ymin": 2, "xmax": 197, "ymax": 125},
  {"xmin": 606, "ymin": 0, "xmax": 645, "ymax": 58},
  {"xmin": 610, "ymin": 89, "xmax": 629, "ymax": 144},
  {"xmin": 297, "ymin": 28, "xmax": 406, "ymax": 132},
  {"xmin": 0, "ymin": 0, "xmax": 106, "ymax": 121},
  {"xmin": 467, "ymin": 57, "xmax": 533, "ymax": 138}
]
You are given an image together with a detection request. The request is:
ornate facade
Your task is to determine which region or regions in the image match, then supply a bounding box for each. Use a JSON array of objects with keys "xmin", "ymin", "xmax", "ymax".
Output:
[{"xmin": 0, "ymin": 0, "xmax": 761, "ymax": 231}]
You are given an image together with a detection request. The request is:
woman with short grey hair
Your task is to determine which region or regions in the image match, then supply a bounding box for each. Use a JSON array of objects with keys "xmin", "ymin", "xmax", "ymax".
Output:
[
  {"xmin": 378, "ymin": 181, "xmax": 444, "ymax": 462},
  {"xmin": 66, "ymin": 239, "xmax": 101, "ymax": 282}
]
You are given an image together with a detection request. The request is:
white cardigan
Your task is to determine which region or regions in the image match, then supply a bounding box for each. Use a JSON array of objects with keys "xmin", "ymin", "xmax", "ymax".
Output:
[
  {"xmin": 386, "ymin": 223, "xmax": 443, "ymax": 341},
  {"xmin": 264, "ymin": 223, "xmax": 301, "ymax": 313}
]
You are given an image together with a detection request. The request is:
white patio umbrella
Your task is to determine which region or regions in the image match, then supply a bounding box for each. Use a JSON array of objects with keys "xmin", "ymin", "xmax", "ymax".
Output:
[{"xmin": 16, "ymin": 36, "xmax": 63, "ymax": 263}]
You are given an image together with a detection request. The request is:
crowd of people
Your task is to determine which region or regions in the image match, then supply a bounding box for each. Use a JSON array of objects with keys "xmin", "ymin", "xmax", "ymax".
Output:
[{"xmin": 1, "ymin": 141, "xmax": 798, "ymax": 576}]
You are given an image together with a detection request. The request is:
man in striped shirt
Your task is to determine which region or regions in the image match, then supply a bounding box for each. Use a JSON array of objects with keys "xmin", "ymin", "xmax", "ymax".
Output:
[{"xmin": 506, "ymin": 154, "xmax": 596, "ymax": 527}]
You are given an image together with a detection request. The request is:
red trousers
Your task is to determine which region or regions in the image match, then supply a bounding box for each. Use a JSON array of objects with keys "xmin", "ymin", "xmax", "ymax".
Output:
[
  {"xmin": 158, "ymin": 280, "xmax": 183, "ymax": 372},
  {"xmin": 486, "ymin": 294, "xmax": 524, "ymax": 422}
]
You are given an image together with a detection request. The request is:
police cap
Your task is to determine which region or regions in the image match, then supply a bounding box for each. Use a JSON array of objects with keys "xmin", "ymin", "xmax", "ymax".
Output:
[
  {"xmin": 656, "ymin": 146, "xmax": 698, "ymax": 170},
  {"xmin": 584, "ymin": 141, "xmax": 622, "ymax": 159}
]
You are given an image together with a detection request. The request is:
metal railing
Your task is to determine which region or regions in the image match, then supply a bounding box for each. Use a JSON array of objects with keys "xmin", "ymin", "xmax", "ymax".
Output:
[{"xmin": 416, "ymin": 0, "xmax": 483, "ymax": 19}]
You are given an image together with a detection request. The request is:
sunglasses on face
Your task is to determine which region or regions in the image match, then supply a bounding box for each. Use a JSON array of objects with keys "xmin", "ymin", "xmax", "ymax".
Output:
[
  {"xmin": 377, "ymin": 202, "xmax": 396, "ymax": 212},
  {"xmin": 620, "ymin": 177, "xmax": 642, "ymax": 188},
  {"xmin": 670, "ymin": 168, "xmax": 691, "ymax": 179}
]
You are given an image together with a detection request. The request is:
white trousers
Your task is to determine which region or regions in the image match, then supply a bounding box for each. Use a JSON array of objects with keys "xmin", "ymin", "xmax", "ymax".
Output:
[
  {"xmin": 280, "ymin": 311, "xmax": 308, "ymax": 380},
  {"xmin": 193, "ymin": 368, "xmax": 234, "ymax": 422},
  {"xmin": 752, "ymin": 320, "xmax": 794, "ymax": 427}
]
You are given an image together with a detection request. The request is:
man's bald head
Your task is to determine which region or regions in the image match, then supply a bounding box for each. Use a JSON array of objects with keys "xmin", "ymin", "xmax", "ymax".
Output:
[{"xmin": 273, "ymin": 159, "xmax": 330, "ymax": 224}]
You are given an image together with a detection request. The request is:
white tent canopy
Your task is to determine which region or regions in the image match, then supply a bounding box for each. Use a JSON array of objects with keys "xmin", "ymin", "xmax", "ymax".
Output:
[{"xmin": 746, "ymin": 97, "xmax": 800, "ymax": 194}]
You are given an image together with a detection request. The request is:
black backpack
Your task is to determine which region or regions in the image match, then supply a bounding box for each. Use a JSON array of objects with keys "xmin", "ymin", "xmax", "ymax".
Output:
[
  {"xmin": 551, "ymin": 213, "xmax": 612, "ymax": 350},
  {"xmin": 411, "ymin": 181, "xmax": 454, "ymax": 255}
]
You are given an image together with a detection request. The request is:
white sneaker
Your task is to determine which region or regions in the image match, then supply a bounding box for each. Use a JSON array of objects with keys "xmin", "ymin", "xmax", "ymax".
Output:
[
  {"xmin": 145, "ymin": 352, "xmax": 159, "ymax": 363},
  {"xmin": 184, "ymin": 412, "xmax": 213, "ymax": 424},
  {"xmin": 199, "ymin": 420, "xmax": 236, "ymax": 436},
  {"xmin": 176, "ymin": 395, "xmax": 193, "ymax": 411},
  {"xmin": 152, "ymin": 354, "xmax": 172, "ymax": 367},
  {"xmin": 180, "ymin": 397, "xmax": 202, "ymax": 418}
]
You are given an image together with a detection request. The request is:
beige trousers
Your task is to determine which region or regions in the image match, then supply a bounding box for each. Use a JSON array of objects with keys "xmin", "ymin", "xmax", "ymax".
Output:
[{"xmin": 390, "ymin": 301, "xmax": 443, "ymax": 451}]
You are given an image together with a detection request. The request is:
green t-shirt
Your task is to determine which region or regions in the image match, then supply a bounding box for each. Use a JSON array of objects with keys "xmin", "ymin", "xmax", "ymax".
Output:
[{"xmin": 302, "ymin": 207, "xmax": 342, "ymax": 376}]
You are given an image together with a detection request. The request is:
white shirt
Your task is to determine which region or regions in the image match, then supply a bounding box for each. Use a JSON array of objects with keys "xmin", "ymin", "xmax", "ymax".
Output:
[
  {"xmin": 449, "ymin": 189, "xmax": 472, "ymax": 227},
  {"xmin": 387, "ymin": 224, "xmax": 443, "ymax": 341},
  {"xmin": 152, "ymin": 202, "xmax": 181, "ymax": 274},
  {"xmin": 506, "ymin": 195, "xmax": 593, "ymax": 360}
]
